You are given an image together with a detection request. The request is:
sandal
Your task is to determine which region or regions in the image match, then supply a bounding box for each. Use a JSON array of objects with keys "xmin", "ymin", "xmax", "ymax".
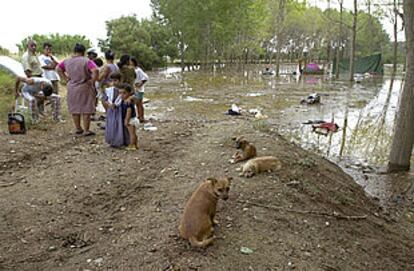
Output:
[
  {"xmin": 75, "ymin": 129, "xmax": 84, "ymax": 135},
  {"xmin": 83, "ymin": 131, "xmax": 96, "ymax": 137}
]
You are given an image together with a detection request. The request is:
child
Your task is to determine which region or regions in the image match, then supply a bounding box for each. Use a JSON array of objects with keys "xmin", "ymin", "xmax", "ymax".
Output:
[
  {"xmin": 119, "ymin": 83, "xmax": 139, "ymax": 150},
  {"xmin": 130, "ymin": 57, "xmax": 149, "ymax": 123},
  {"xmin": 104, "ymin": 72, "xmax": 129, "ymax": 148},
  {"xmin": 103, "ymin": 72, "xmax": 122, "ymax": 111}
]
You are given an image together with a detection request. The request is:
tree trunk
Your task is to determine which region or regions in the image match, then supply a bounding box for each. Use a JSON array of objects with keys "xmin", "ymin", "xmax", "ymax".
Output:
[
  {"xmin": 276, "ymin": 46, "xmax": 281, "ymax": 77},
  {"xmin": 275, "ymin": 0, "xmax": 286, "ymax": 77},
  {"xmin": 348, "ymin": 0, "xmax": 357, "ymax": 82},
  {"xmin": 335, "ymin": 1, "xmax": 343, "ymax": 79},
  {"xmin": 392, "ymin": 0, "xmax": 398, "ymax": 77},
  {"xmin": 388, "ymin": 0, "xmax": 414, "ymax": 172},
  {"xmin": 179, "ymin": 34, "xmax": 185, "ymax": 72}
]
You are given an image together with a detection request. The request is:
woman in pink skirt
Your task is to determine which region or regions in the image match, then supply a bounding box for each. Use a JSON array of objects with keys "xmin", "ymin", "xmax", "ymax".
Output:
[{"xmin": 57, "ymin": 43, "xmax": 98, "ymax": 136}]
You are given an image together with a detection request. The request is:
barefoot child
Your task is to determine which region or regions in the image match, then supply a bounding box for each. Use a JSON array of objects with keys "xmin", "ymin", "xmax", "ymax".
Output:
[
  {"xmin": 119, "ymin": 83, "xmax": 139, "ymax": 150},
  {"xmin": 104, "ymin": 73, "xmax": 129, "ymax": 147}
]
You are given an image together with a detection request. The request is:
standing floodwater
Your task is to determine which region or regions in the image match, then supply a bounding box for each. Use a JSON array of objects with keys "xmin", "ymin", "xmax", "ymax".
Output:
[{"xmin": 146, "ymin": 65, "xmax": 412, "ymax": 200}]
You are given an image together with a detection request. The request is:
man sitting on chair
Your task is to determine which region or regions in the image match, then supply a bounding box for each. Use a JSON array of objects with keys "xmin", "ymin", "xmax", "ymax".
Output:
[{"xmin": 15, "ymin": 76, "xmax": 62, "ymax": 122}]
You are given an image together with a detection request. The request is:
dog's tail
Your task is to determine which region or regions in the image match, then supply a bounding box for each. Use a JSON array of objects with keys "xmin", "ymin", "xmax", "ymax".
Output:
[{"xmin": 189, "ymin": 236, "xmax": 215, "ymax": 248}]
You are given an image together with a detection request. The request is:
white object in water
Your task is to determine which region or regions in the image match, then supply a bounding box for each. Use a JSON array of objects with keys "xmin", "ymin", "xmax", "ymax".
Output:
[
  {"xmin": 248, "ymin": 109, "xmax": 260, "ymax": 115},
  {"xmin": 246, "ymin": 93, "xmax": 264, "ymax": 97},
  {"xmin": 184, "ymin": 96, "xmax": 203, "ymax": 102},
  {"xmin": 354, "ymin": 73, "xmax": 364, "ymax": 82},
  {"xmin": 231, "ymin": 104, "xmax": 241, "ymax": 114},
  {"xmin": 255, "ymin": 111, "xmax": 268, "ymax": 119},
  {"xmin": 0, "ymin": 56, "xmax": 25, "ymax": 77}
]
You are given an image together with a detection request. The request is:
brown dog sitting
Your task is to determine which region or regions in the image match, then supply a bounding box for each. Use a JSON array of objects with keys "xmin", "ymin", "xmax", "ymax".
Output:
[
  {"xmin": 241, "ymin": 156, "xmax": 282, "ymax": 177},
  {"xmin": 179, "ymin": 177, "xmax": 232, "ymax": 248},
  {"xmin": 230, "ymin": 136, "xmax": 257, "ymax": 164}
]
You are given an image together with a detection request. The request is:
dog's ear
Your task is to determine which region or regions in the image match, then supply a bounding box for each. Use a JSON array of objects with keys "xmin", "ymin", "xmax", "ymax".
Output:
[{"xmin": 207, "ymin": 177, "xmax": 217, "ymax": 185}]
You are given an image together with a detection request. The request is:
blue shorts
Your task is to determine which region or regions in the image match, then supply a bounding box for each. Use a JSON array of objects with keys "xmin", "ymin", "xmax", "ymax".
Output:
[{"xmin": 134, "ymin": 92, "xmax": 144, "ymax": 100}]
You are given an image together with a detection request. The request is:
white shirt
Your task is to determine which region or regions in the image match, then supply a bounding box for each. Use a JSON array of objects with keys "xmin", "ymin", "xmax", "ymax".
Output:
[
  {"xmin": 134, "ymin": 67, "xmax": 149, "ymax": 92},
  {"xmin": 105, "ymin": 87, "xmax": 122, "ymax": 106},
  {"xmin": 22, "ymin": 78, "xmax": 52, "ymax": 95},
  {"xmin": 38, "ymin": 54, "xmax": 60, "ymax": 81}
]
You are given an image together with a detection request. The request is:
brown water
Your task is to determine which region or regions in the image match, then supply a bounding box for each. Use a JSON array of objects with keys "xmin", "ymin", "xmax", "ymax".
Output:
[{"xmin": 145, "ymin": 65, "xmax": 413, "ymax": 201}]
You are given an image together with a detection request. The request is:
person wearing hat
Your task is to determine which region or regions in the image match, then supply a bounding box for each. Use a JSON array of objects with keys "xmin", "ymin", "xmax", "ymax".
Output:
[
  {"xmin": 15, "ymin": 76, "xmax": 62, "ymax": 122},
  {"xmin": 87, "ymin": 48, "xmax": 98, "ymax": 60}
]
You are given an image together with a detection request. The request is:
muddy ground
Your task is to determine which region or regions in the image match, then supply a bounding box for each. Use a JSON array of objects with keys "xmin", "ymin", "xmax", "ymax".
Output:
[{"xmin": 1, "ymin": 72, "xmax": 414, "ymax": 271}]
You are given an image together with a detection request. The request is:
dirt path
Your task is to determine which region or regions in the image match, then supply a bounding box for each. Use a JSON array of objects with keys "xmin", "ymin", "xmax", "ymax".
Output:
[{"xmin": 0, "ymin": 110, "xmax": 413, "ymax": 271}]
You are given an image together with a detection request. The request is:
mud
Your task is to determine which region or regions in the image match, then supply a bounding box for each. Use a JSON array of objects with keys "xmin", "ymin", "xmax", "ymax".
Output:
[{"xmin": 0, "ymin": 67, "xmax": 413, "ymax": 270}]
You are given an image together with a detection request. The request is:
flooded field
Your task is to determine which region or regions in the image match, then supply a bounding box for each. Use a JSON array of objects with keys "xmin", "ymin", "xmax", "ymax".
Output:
[{"xmin": 145, "ymin": 65, "xmax": 413, "ymax": 201}]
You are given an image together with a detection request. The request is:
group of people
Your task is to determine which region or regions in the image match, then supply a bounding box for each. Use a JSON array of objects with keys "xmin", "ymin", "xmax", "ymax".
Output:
[{"xmin": 15, "ymin": 40, "xmax": 149, "ymax": 151}]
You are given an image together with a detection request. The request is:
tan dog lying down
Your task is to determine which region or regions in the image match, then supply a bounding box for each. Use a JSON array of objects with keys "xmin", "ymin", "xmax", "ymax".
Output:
[
  {"xmin": 230, "ymin": 136, "xmax": 257, "ymax": 164},
  {"xmin": 179, "ymin": 177, "xmax": 232, "ymax": 248},
  {"xmin": 242, "ymin": 156, "xmax": 282, "ymax": 177}
]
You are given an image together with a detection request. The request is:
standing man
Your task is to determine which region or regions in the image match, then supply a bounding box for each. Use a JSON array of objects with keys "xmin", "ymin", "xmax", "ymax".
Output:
[
  {"xmin": 38, "ymin": 42, "xmax": 60, "ymax": 94},
  {"xmin": 21, "ymin": 40, "xmax": 43, "ymax": 78}
]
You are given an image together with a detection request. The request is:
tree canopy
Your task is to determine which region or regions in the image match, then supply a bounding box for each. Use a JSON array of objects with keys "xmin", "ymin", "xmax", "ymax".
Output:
[
  {"xmin": 17, "ymin": 34, "xmax": 92, "ymax": 56},
  {"xmin": 149, "ymin": 0, "xmax": 392, "ymax": 66},
  {"xmin": 99, "ymin": 16, "xmax": 178, "ymax": 69}
]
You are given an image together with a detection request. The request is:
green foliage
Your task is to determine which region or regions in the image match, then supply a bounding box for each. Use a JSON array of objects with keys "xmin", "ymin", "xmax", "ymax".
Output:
[
  {"xmin": 0, "ymin": 46, "xmax": 10, "ymax": 56},
  {"xmin": 382, "ymin": 41, "xmax": 406, "ymax": 64},
  {"xmin": 152, "ymin": 0, "xmax": 394, "ymax": 64},
  {"xmin": 17, "ymin": 34, "xmax": 92, "ymax": 56},
  {"xmin": 0, "ymin": 71, "xmax": 15, "ymax": 126},
  {"xmin": 99, "ymin": 16, "xmax": 178, "ymax": 69},
  {"xmin": 154, "ymin": 0, "xmax": 269, "ymax": 64}
]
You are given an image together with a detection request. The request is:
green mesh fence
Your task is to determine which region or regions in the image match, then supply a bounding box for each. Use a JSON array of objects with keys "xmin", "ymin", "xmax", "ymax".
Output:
[{"xmin": 333, "ymin": 53, "xmax": 383, "ymax": 74}]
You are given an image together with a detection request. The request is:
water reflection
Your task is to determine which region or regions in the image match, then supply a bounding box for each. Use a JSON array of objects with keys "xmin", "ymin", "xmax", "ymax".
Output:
[{"xmin": 278, "ymin": 78, "xmax": 404, "ymax": 167}]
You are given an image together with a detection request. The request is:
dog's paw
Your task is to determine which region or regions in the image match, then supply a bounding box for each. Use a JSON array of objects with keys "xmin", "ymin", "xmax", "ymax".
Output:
[{"xmin": 229, "ymin": 159, "xmax": 235, "ymax": 164}]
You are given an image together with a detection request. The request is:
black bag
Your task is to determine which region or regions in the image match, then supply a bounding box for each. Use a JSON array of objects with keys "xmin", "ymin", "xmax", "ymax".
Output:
[{"xmin": 8, "ymin": 100, "xmax": 26, "ymax": 134}]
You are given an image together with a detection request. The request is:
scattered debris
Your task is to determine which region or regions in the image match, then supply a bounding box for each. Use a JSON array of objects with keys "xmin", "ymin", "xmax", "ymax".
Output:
[
  {"xmin": 226, "ymin": 104, "xmax": 241, "ymax": 116},
  {"xmin": 240, "ymin": 246, "xmax": 254, "ymax": 254},
  {"xmin": 144, "ymin": 123, "xmax": 158, "ymax": 132},
  {"xmin": 300, "ymin": 93, "xmax": 321, "ymax": 105}
]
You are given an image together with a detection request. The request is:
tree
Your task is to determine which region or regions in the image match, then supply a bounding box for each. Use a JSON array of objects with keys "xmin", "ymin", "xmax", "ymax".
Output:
[
  {"xmin": 17, "ymin": 34, "xmax": 92, "ymax": 55},
  {"xmin": 100, "ymin": 15, "xmax": 177, "ymax": 69},
  {"xmin": 348, "ymin": 0, "xmax": 358, "ymax": 81},
  {"xmin": 335, "ymin": 0, "xmax": 344, "ymax": 79},
  {"xmin": 388, "ymin": 0, "xmax": 414, "ymax": 172}
]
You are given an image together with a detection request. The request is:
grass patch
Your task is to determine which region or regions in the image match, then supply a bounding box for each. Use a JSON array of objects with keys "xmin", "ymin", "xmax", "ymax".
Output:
[
  {"xmin": 252, "ymin": 119, "xmax": 271, "ymax": 133},
  {"xmin": 0, "ymin": 71, "xmax": 15, "ymax": 128}
]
